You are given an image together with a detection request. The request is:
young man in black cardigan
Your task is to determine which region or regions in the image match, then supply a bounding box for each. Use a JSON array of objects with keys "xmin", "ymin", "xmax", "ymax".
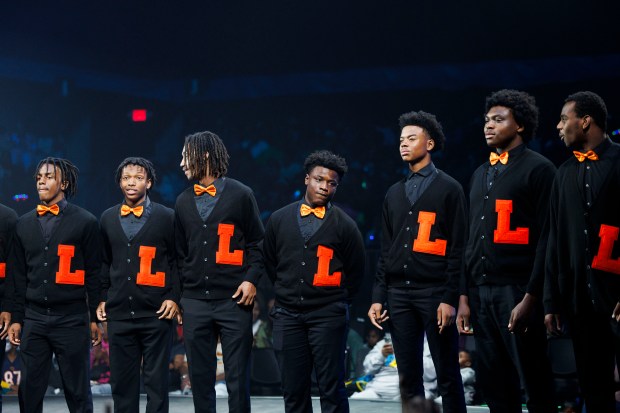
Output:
[
  {"xmin": 458, "ymin": 90, "xmax": 556, "ymax": 413},
  {"xmin": 98, "ymin": 157, "xmax": 180, "ymax": 413},
  {"xmin": 175, "ymin": 131, "xmax": 264, "ymax": 413},
  {"xmin": 7, "ymin": 157, "xmax": 102, "ymax": 413},
  {"xmin": 368, "ymin": 111, "xmax": 466, "ymax": 413},
  {"xmin": 0, "ymin": 202, "xmax": 18, "ymax": 413},
  {"xmin": 264, "ymin": 150, "xmax": 365, "ymax": 413},
  {"xmin": 545, "ymin": 91, "xmax": 620, "ymax": 413}
]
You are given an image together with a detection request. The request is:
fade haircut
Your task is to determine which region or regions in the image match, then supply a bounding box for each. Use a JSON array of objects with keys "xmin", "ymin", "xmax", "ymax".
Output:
[
  {"xmin": 303, "ymin": 150, "xmax": 348, "ymax": 179},
  {"xmin": 183, "ymin": 131, "xmax": 229, "ymax": 180},
  {"xmin": 34, "ymin": 157, "xmax": 79, "ymax": 199},
  {"xmin": 398, "ymin": 110, "xmax": 446, "ymax": 151},
  {"xmin": 565, "ymin": 91, "xmax": 608, "ymax": 131},
  {"xmin": 485, "ymin": 89, "xmax": 539, "ymax": 142},
  {"xmin": 114, "ymin": 157, "xmax": 157, "ymax": 191}
]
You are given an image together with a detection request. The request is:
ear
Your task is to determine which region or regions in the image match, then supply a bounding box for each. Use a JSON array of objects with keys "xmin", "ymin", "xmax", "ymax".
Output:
[
  {"xmin": 304, "ymin": 174, "xmax": 310, "ymax": 185},
  {"xmin": 582, "ymin": 115, "xmax": 591, "ymax": 130},
  {"xmin": 61, "ymin": 181, "xmax": 69, "ymax": 191},
  {"xmin": 146, "ymin": 180, "xmax": 153, "ymax": 190},
  {"xmin": 427, "ymin": 138, "xmax": 435, "ymax": 151},
  {"xmin": 517, "ymin": 125, "xmax": 525, "ymax": 133}
]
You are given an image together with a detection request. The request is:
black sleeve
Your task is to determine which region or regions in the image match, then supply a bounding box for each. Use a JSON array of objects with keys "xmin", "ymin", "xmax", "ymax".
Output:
[
  {"xmin": 99, "ymin": 214, "xmax": 112, "ymax": 302},
  {"xmin": 341, "ymin": 216, "xmax": 366, "ymax": 300},
  {"xmin": 544, "ymin": 176, "xmax": 562, "ymax": 315},
  {"xmin": 371, "ymin": 196, "xmax": 392, "ymax": 304},
  {"xmin": 262, "ymin": 215, "xmax": 278, "ymax": 285},
  {"xmin": 0, "ymin": 207, "xmax": 18, "ymax": 312},
  {"xmin": 174, "ymin": 203, "xmax": 188, "ymax": 296},
  {"xmin": 442, "ymin": 184, "xmax": 468, "ymax": 308},
  {"xmin": 6, "ymin": 223, "xmax": 27, "ymax": 324},
  {"xmin": 240, "ymin": 190, "xmax": 265, "ymax": 286},
  {"xmin": 163, "ymin": 208, "xmax": 181, "ymax": 304},
  {"xmin": 526, "ymin": 161, "xmax": 557, "ymax": 298},
  {"xmin": 83, "ymin": 216, "xmax": 103, "ymax": 322}
]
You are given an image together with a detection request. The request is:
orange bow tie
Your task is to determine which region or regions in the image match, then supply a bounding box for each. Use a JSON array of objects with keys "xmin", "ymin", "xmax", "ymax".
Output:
[
  {"xmin": 194, "ymin": 184, "xmax": 217, "ymax": 197},
  {"xmin": 37, "ymin": 204, "xmax": 60, "ymax": 216},
  {"xmin": 120, "ymin": 205, "xmax": 144, "ymax": 217},
  {"xmin": 300, "ymin": 204, "xmax": 326, "ymax": 219},
  {"xmin": 489, "ymin": 151, "xmax": 509, "ymax": 166},
  {"xmin": 573, "ymin": 150, "xmax": 599, "ymax": 162}
]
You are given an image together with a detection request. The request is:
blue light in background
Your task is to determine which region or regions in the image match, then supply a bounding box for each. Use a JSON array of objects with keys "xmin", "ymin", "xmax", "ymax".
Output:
[{"xmin": 12, "ymin": 194, "xmax": 28, "ymax": 202}]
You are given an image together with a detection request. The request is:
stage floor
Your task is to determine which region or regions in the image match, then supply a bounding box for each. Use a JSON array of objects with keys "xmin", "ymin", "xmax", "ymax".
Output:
[{"xmin": 1, "ymin": 394, "xmax": 517, "ymax": 412}]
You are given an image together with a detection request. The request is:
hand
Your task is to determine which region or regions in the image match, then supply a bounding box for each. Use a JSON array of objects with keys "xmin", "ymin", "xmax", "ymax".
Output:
[
  {"xmin": 612, "ymin": 302, "xmax": 620, "ymax": 322},
  {"xmin": 437, "ymin": 302, "xmax": 456, "ymax": 334},
  {"xmin": 8, "ymin": 323, "xmax": 21, "ymax": 346},
  {"xmin": 96, "ymin": 302, "xmax": 107, "ymax": 322},
  {"xmin": 544, "ymin": 313, "xmax": 562, "ymax": 336},
  {"xmin": 232, "ymin": 281, "xmax": 256, "ymax": 306},
  {"xmin": 508, "ymin": 293, "xmax": 535, "ymax": 334},
  {"xmin": 91, "ymin": 322, "xmax": 103, "ymax": 346},
  {"xmin": 157, "ymin": 300, "xmax": 183, "ymax": 324},
  {"xmin": 368, "ymin": 303, "xmax": 389, "ymax": 330},
  {"xmin": 0, "ymin": 311, "xmax": 11, "ymax": 339},
  {"xmin": 456, "ymin": 295, "xmax": 473, "ymax": 335},
  {"xmin": 381, "ymin": 343, "xmax": 394, "ymax": 357}
]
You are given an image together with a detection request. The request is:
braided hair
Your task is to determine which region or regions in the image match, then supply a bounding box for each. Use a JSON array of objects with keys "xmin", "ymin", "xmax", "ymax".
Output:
[
  {"xmin": 114, "ymin": 157, "xmax": 157, "ymax": 190},
  {"xmin": 34, "ymin": 157, "xmax": 79, "ymax": 199},
  {"xmin": 183, "ymin": 131, "xmax": 229, "ymax": 180}
]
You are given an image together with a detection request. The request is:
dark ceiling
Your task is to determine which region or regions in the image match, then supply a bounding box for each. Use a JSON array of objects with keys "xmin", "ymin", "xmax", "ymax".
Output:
[{"xmin": 1, "ymin": 1, "xmax": 617, "ymax": 81}]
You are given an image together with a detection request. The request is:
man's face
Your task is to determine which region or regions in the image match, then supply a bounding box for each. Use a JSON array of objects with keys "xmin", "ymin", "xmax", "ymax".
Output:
[
  {"xmin": 304, "ymin": 166, "xmax": 340, "ymax": 207},
  {"xmin": 36, "ymin": 163, "xmax": 66, "ymax": 205},
  {"xmin": 366, "ymin": 330, "xmax": 380, "ymax": 348},
  {"xmin": 180, "ymin": 146, "xmax": 192, "ymax": 180},
  {"xmin": 484, "ymin": 106, "xmax": 523, "ymax": 150},
  {"xmin": 557, "ymin": 101, "xmax": 586, "ymax": 148},
  {"xmin": 399, "ymin": 125, "xmax": 433, "ymax": 164},
  {"xmin": 119, "ymin": 164, "xmax": 151, "ymax": 206}
]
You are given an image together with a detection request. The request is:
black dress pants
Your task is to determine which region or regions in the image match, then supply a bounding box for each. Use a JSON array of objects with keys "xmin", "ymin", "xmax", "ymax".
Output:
[
  {"xmin": 108, "ymin": 316, "xmax": 172, "ymax": 413},
  {"xmin": 271, "ymin": 301, "xmax": 349, "ymax": 413},
  {"xmin": 387, "ymin": 287, "xmax": 466, "ymax": 413},
  {"xmin": 182, "ymin": 297, "xmax": 253, "ymax": 413},
  {"xmin": 469, "ymin": 285, "xmax": 555, "ymax": 413}
]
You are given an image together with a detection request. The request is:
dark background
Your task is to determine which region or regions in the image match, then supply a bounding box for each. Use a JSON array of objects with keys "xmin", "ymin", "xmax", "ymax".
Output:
[{"xmin": 1, "ymin": 1, "xmax": 619, "ymax": 319}]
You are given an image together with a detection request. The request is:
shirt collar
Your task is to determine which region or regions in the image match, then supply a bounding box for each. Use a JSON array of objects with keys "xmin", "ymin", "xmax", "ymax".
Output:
[{"xmin": 407, "ymin": 162, "xmax": 436, "ymax": 180}]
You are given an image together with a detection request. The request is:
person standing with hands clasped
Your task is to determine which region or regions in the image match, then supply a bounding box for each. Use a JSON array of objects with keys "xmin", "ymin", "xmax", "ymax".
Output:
[{"xmin": 368, "ymin": 111, "xmax": 467, "ymax": 413}]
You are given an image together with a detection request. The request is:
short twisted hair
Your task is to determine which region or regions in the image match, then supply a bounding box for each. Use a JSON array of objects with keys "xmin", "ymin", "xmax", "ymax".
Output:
[
  {"xmin": 398, "ymin": 111, "xmax": 446, "ymax": 151},
  {"xmin": 565, "ymin": 91, "xmax": 608, "ymax": 131},
  {"xmin": 485, "ymin": 89, "xmax": 539, "ymax": 141},
  {"xmin": 303, "ymin": 150, "xmax": 348, "ymax": 179}
]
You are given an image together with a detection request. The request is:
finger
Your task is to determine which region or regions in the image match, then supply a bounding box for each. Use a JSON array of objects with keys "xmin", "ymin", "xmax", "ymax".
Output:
[
  {"xmin": 156, "ymin": 302, "xmax": 167, "ymax": 314},
  {"xmin": 232, "ymin": 286, "xmax": 242, "ymax": 299},
  {"xmin": 437, "ymin": 308, "xmax": 442, "ymax": 326},
  {"xmin": 177, "ymin": 313, "xmax": 183, "ymax": 325},
  {"xmin": 159, "ymin": 305, "xmax": 173, "ymax": 319},
  {"xmin": 462, "ymin": 315, "xmax": 471, "ymax": 333},
  {"xmin": 369, "ymin": 317, "xmax": 383, "ymax": 330}
]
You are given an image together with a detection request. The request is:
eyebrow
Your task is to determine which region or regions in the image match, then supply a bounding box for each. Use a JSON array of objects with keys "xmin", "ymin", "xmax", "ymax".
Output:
[{"xmin": 400, "ymin": 133, "xmax": 417, "ymax": 138}]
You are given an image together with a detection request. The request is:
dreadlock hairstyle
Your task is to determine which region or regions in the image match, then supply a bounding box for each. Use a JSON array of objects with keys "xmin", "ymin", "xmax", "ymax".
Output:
[
  {"xmin": 183, "ymin": 131, "xmax": 229, "ymax": 180},
  {"xmin": 114, "ymin": 157, "xmax": 157, "ymax": 191},
  {"xmin": 34, "ymin": 157, "xmax": 79, "ymax": 199},
  {"xmin": 303, "ymin": 150, "xmax": 348, "ymax": 179}
]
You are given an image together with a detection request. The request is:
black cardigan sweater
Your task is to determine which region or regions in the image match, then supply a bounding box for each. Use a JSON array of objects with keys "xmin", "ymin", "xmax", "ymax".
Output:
[
  {"xmin": 372, "ymin": 170, "xmax": 467, "ymax": 308},
  {"xmin": 545, "ymin": 140, "xmax": 620, "ymax": 316},
  {"xmin": 263, "ymin": 202, "xmax": 365, "ymax": 311},
  {"xmin": 464, "ymin": 148, "xmax": 556, "ymax": 299},
  {"xmin": 100, "ymin": 202, "xmax": 179, "ymax": 320},
  {"xmin": 175, "ymin": 178, "xmax": 264, "ymax": 300},
  {"xmin": 0, "ymin": 204, "xmax": 18, "ymax": 312},
  {"xmin": 7, "ymin": 203, "xmax": 101, "ymax": 324}
]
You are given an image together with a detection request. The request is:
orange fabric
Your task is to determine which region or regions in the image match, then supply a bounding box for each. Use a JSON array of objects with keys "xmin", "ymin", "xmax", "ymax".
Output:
[
  {"xmin": 120, "ymin": 205, "xmax": 144, "ymax": 217},
  {"xmin": 592, "ymin": 224, "xmax": 620, "ymax": 275},
  {"xmin": 0, "ymin": 263, "xmax": 5, "ymax": 279},
  {"xmin": 489, "ymin": 151, "xmax": 509, "ymax": 166},
  {"xmin": 300, "ymin": 204, "xmax": 326, "ymax": 219},
  {"xmin": 194, "ymin": 183, "xmax": 217, "ymax": 196},
  {"xmin": 136, "ymin": 246, "xmax": 166, "ymax": 287},
  {"xmin": 215, "ymin": 223, "xmax": 244, "ymax": 266},
  {"xmin": 412, "ymin": 211, "xmax": 447, "ymax": 256},
  {"xmin": 55, "ymin": 244, "xmax": 85, "ymax": 285},
  {"xmin": 493, "ymin": 199, "xmax": 529, "ymax": 244},
  {"xmin": 573, "ymin": 150, "xmax": 599, "ymax": 162},
  {"xmin": 312, "ymin": 245, "xmax": 342, "ymax": 287},
  {"xmin": 37, "ymin": 204, "xmax": 60, "ymax": 216}
]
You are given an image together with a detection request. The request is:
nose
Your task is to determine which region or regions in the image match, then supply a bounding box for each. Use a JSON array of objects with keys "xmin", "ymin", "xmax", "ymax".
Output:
[{"xmin": 556, "ymin": 120, "xmax": 562, "ymax": 130}]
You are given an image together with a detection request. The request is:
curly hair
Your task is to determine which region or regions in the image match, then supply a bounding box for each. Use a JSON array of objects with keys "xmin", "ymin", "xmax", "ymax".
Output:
[
  {"xmin": 398, "ymin": 111, "xmax": 446, "ymax": 152},
  {"xmin": 565, "ymin": 91, "xmax": 608, "ymax": 131},
  {"xmin": 303, "ymin": 150, "xmax": 348, "ymax": 179},
  {"xmin": 485, "ymin": 89, "xmax": 539, "ymax": 141},
  {"xmin": 183, "ymin": 131, "xmax": 229, "ymax": 180},
  {"xmin": 114, "ymin": 157, "xmax": 157, "ymax": 189},
  {"xmin": 34, "ymin": 157, "xmax": 79, "ymax": 199}
]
